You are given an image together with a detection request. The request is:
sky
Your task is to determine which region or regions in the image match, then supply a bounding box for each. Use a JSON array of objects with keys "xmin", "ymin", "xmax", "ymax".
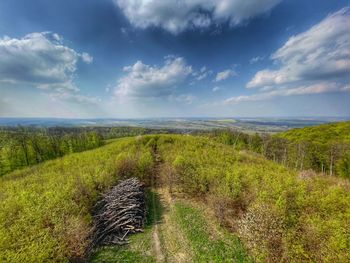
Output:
[{"xmin": 0, "ymin": 0, "xmax": 350, "ymax": 118}]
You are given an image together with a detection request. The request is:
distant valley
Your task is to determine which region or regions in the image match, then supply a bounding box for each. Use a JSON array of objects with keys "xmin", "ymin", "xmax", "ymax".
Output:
[{"xmin": 1, "ymin": 117, "xmax": 349, "ymax": 133}]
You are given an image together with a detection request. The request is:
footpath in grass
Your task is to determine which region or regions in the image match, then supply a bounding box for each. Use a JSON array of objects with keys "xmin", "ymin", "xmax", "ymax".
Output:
[
  {"xmin": 90, "ymin": 190, "xmax": 160, "ymax": 263},
  {"xmin": 90, "ymin": 187, "xmax": 251, "ymax": 263},
  {"xmin": 172, "ymin": 201, "xmax": 252, "ymax": 263}
]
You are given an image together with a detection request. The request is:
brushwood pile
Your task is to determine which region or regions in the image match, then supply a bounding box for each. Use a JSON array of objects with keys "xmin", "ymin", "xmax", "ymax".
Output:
[{"xmin": 92, "ymin": 178, "xmax": 146, "ymax": 247}]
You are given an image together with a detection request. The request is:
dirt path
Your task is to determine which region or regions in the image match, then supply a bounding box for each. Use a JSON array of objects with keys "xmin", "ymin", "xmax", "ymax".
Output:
[
  {"xmin": 157, "ymin": 187, "xmax": 193, "ymax": 263},
  {"xmin": 151, "ymin": 184, "xmax": 165, "ymax": 262},
  {"xmin": 152, "ymin": 223, "xmax": 164, "ymax": 262},
  {"xmin": 150, "ymin": 142, "xmax": 193, "ymax": 263},
  {"xmin": 151, "ymin": 148, "xmax": 166, "ymax": 263}
]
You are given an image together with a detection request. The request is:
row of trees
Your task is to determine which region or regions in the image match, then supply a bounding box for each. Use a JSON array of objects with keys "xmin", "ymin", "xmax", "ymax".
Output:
[
  {"xmin": 209, "ymin": 129, "xmax": 350, "ymax": 178},
  {"xmin": 0, "ymin": 125, "xmax": 185, "ymax": 176},
  {"xmin": 0, "ymin": 128, "xmax": 104, "ymax": 175}
]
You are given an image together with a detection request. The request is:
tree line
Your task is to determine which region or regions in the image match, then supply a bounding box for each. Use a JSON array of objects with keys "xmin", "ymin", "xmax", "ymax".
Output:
[
  {"xmin": 2, "ymin": 123, "xmax": 349, "ymax": 178},
  {"xmin": 0, "ymin": 126, "xmax": 182, "ymax": 176},
  {"xmin": 208, "ymin": 127, "xmax": 350, "ymax": 178},
  {"xmin": 0, "ymin": 127, "xmax": 105, "ymax": 176}
]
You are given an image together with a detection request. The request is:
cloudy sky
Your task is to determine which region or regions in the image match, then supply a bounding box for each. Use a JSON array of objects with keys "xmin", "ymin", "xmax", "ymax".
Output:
[{"xmin": 0, "ymin": 0, "xmax": 349, "ymax": 118}]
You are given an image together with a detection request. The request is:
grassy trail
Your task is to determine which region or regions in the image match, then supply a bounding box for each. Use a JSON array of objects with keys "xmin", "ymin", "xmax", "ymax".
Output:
[
  {"xmin": 90, "ymin": 143, "xmax": 251, "ymax": 262},
  {"xmin": 151, "ymin": 150, "xmax": 165, "ymax": 262},
  {"xmin": 103, "ymin": 184, "xmax": 234, "ymax": 263}
]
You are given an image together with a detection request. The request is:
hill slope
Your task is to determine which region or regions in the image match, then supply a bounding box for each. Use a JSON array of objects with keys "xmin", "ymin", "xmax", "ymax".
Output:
[
  {"xmin": 279, "ymin": 121, "xmax": 350, "ymax": 144},
  {"xmin": 0, "ymin": 135, "xmax": 350, "ymax": 262},
  {"xmin": 275, "ymin": 122, "xmax": 350, "ymax": 177}
]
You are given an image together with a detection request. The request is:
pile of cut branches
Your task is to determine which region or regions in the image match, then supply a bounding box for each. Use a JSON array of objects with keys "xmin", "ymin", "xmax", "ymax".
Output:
[{"xmin": 91, "ymin": 178, "xmax": 146, "ymax": 247}]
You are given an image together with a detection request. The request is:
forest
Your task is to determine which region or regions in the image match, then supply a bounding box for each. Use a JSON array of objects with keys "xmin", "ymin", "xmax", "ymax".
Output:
[
  {"xmin": 0, "ymin": 127, "xmax": 104, "ymax": 175},
  {"xmin": 208, "ymin": 122, "xmax": 350, "ymax": 178},
  {"xmin": 2, "ymin": 122, "xmax": 350, "ymax": 178},
  {"xmin": 0, "ymin": 126, "xmax": 170, "ymax": 176}
]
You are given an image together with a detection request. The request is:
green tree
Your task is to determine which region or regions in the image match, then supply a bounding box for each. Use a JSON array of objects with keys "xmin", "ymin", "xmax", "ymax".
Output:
[{"xmin": 337, "ymin": 151, "xmax": 350, "ymax": 178}]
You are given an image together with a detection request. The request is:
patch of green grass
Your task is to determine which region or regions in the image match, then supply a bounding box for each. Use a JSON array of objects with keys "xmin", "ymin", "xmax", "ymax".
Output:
[
  {"xmin": 90, "ymin": 247, "xmax": 155, "ymax": 263},
  {"xmin": 173, "ymin": 202, "xmax": 252, "ymax": 263}
]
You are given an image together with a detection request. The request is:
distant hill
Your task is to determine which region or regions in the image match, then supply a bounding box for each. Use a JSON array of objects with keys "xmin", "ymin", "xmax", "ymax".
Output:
[
  {"xmin": 278, "ymin": 121, "xmax": 350, "ymax": 144},
  {"xmin": 274, "ymin": 122, "xmax": 350, "ymax": 177},
  {"xmin": 1, "ymin": 117, "xmax": 349, "ymax": 133}
]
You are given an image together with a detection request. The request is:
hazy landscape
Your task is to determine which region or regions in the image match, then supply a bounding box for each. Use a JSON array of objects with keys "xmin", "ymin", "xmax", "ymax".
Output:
[
  {"xmin": 1, "ymin": 117, "xmax": 348, "ymax": 132},
  {"xmin": 1, "ymin": 0, "xmax": 350, "ymax": 262}
]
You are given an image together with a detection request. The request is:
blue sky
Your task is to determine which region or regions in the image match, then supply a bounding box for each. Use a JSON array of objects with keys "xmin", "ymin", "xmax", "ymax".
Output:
[{"xmin": 0, "ymin": 0, "xmax": 349, "ymax": 118}]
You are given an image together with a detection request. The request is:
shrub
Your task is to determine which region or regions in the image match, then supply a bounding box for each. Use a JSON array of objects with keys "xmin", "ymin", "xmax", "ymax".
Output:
[
  {"xmin": 137, "ymin": 149, "xmax": 154, "ymax": 184},
  {"xmin": 115, "ymin": 153, "xmax": 138, "ymax": 179},
  {"xmin": 337, "ymin": 151, "xmax": 350, "ymax": 178},
  {"xmin": 238, "ymin": 204, "xmax": 284, "ymax": 262}
]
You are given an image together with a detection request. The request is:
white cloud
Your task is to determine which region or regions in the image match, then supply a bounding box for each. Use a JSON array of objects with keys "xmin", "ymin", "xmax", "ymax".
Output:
[
  {"xmin": 247, "ymin": 7, "xmax": 350, "ymax": 89},
  {"xmin": 50, "ymin": 92, "xmax": 101, "ymax": 104},
  {"xmin": 225, "ymin": 82, "xmax": 345, "ymax": 103},
  {"xmin": 249, "ymin": 56, "xmax": 264, "ymax": 64},
  {"xmin": 212, "ymin": 86, "xmax": 221, "ymax": 92},
  {"xmin": 224, "ymin": 7, "xmax": 350, "ymax": 105},
  {"xmin": 169, "ymin": 94, "xmax": 196, "ymax": 104},
  {"xmin": 115, "ymin": 0, "xmax": 283, "ymax": 34},
  {"xmin": 81, "ymin": 52, "xmax": 93, "ymax": 64},
  {"xmin": 115, "ymin": 56, "xmax": 192, "ymax": 97},
  {"xmin": 37, "ymin": 81, "xmax": 80, "ymax": 92},
  {"xmin": 215, "ymin": 69, "xmax": 237, "ymax": 82},
  {"xmin": 0, "ymin": 32, "xmax": 93, "ymax": 91},
  {"xmin": 0, "ymin": 32, "xmax": 98, "ymax": 107},
  {"xmin": 193, "ymin": 66, "xmax": 213, "ymax": 81},
  {"xmin": 121, "ymin": 27, "xmax": 128, "ymax": 35}
]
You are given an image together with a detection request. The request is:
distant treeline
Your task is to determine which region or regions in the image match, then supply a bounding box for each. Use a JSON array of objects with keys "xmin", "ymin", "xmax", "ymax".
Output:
[
  {"xmin": 207, "ymin": 122, "xmax": 350, "ymax": 178},
  {"xmin": 2, "ymin": 122, "xmax": 349, "ymax": 178},
  {"xmin": 0, "ymin": 128, "xmax": 103, "ymax": 175},
  {"xmin": 0, "ymin": 126, "xmax": 160, "ymax": 176}
]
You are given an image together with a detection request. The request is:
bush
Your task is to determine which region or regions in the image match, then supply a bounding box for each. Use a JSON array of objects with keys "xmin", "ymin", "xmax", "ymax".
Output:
[
  {"xmin": 116, "ymin": 153, "xmax": 138, "ymax": 179},
  {"xmin": 337, "ymin": 151, "xmax": 350, "ymax": 178},
  {"xmin": 238, "ymin": 204, "xmax": 284, "ymax": 262}
]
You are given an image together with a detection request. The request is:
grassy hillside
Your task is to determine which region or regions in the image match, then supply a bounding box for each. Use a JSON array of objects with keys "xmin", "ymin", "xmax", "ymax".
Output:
[
  {"xmin": 157, "ymin": 135, "xmax": 350, "ymax": 261},
  {"xmin": 1, "ymin": 134, "xmax": 350, "ymax": 262},
  {"xmin": 279, "ymin": 121, "xmax": 350, "ymax": 144},
  {"xmin": 0, "ymin": 137, "xmax": 155, "ymax": 262}
]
